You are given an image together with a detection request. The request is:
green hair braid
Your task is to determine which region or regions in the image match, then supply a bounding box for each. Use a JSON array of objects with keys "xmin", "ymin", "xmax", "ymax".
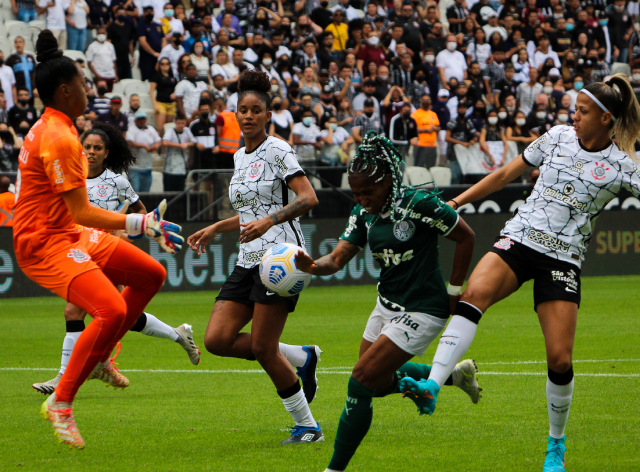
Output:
[{"xmin": 349, "ymin": 131, "xmax": 438, "ymax": 225}]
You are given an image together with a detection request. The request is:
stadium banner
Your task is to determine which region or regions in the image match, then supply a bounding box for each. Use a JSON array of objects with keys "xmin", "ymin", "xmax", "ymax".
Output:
[
  {"xmin": 454, "ymin": 142, "xmax": 519, "ymax": 175},
  {"xmin": 2, "ymin": 210, "xmax": 640, "ymax": 298}
]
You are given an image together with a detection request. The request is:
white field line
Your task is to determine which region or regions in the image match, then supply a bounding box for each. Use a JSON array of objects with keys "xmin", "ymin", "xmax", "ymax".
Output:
[{"xmin": 319, "ymin": 359, "xmax": 640, "ymax": 369}]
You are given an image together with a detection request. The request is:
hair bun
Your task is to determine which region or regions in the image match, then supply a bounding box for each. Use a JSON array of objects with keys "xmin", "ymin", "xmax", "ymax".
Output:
[
  {"xmin": 35, "ymin": 30, "xmax": 63, "ymax": 63},
  {"xmin": 238, "ymin": 69, "xmax": 271, "ymax": 95}
]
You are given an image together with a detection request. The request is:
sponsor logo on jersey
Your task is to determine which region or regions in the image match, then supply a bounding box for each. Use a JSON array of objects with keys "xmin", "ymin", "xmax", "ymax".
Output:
[
  {"xmin": 542, "ymin": 186, "xmax": 588, "ymax": 211},
  {"xmin": 231, "ymin": 191, "xmax": 257, "ymax": 210},
  {"xmin": 393, "ymin": 220, "xmax": 416, "ymax": 241},
  {"xmin": 372, "ymin": 248, "xmax": 414, "ymax": 267},
  {"xmin": 244, "ymin": 249, "xmax": 267, "ymax": 263},
  {"xmin": 18, "ymin": 147, "xmax": 29, "ymax": 165},
  {"xmin": 390, "ymin": 312, "xmax": 420, "ymax": 331},
  {"xmin": 633, "ymin": 165, "xmax": 640, "ymax": 179},
  {"xmin": 67, "ymin": 248, "xmax": 91, "ymax": 263},
  {"xmin": 552, "ymin": 269, "xmax": 578, "ymax": 292},
  {"xmin": 247, "ymin": 162, "xmax": 263, "ymax": 181},
  {"xmin": 52, "ymin": 159, "xmax": 65, "ymax": 184},
  {"xmin": 525, "ymin": 134, "xmax": 547, "ymax": 154},
  {"xmin": 396, "ymin": 207, "xmax": 450, "ymax": 232},
  {"xmin": 567, "ymin": 160, "xmax": 585, "ymax": 174},
  {"xmin": 494, "ymin": 237, "xmax": 514, "ymax": 250},
  {"xmin": 89, "ymin": 229, "xmax": 101, "ymax": 244},
  {"xmin": 343, "ymin": 214, "xmax": 358, "ymax": 238},
  {"xmin": 274, "ymin": 155, "xmax": 289, "ymax": 175},
  {"xmin": 590, "ymin": 162, "xmax": 610, "ymax": 180},
  {"xmin": 527, "ymin": 229, "xmax": 571, "ymax": 253},
  {"xmin": 27, "ymin": 120, "xmax": 41, "ymax": 141}
]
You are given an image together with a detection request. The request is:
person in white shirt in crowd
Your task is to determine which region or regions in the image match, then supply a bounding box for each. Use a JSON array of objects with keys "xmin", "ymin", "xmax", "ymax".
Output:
[
  {"xmin": 331, "ymin": 0, "xmax": 359, "ymax": 22},
  {"xmin": 124, "ymin": 93, "xmax": 141, "ymax": 129},
  {"xmin": 292, "ymin": 108, "xmax": 331, "ymax": 165},
  {"xmin": 226, "ymin": 81, "xmax": 239, "ymax": 113},
  {"xmin": 161, "ymin": 113, "xmax": 196, "ymax": 192},
  {"xmin": 210, "ymin": 29, "xmax": 235, "ymax": 62},
  {"xmin": 162, "ymin": 2, "xmax": 184, "ymax": 35},
  {"xmin": 436, "ymin": 34, "xmax": 467, "ymax": 87},
  {"xmin": 87, "ymin": 26, "xmax": 118, "ymax": 91},
  {"xmin": 37, "ymin": 0, "xmax": 68, "ymax": 48},
  {"xmin": 190, "ymin": 40, "xmax": 212, "ymax": 85},
  {"xmin": 565, "ymin": 76, "xmax": 582, "ymax": 110},
  {"xmin": 533, "ymin": 35, "xmax": 561, "ymax": 70},
  {"xmin": 211, "ymin": 49, "xmax": 237, "ymax": 86},
  {"xmin": 66, "ymin": 0, "xmax": 89, "ymax": 51},
  {"xmin": 175, "ymin": 62, "xmax": 209, "ymax": 122},
  {"xmin": 482, "ymin": 11, "xmax": 508, "ymax": 41},
  {"xmin": 352, "ymin": 79, "xmax": 381, "ymax": 119},
  {"xmin": 159, "ymin": 32, "xmax": 185, "ymax": 78},
  {"xmin": 517, "ymin": 67, "xmax": 542, "ymax": 117},
  {"xmin": 260, "ymin": 50, "xmax": 282, "ymax": 87},
  {"xmin": 126, "ymin": 109, "xmax": 161, "ymax": 192},
  {"xmin": 0, "ymin": 51, "xmax": 17, "ymax": 111}
]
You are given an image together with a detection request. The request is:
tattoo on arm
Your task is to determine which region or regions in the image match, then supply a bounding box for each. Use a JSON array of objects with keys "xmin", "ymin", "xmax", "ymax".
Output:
[{"xmin": 268, "ymin": 195, "xmax": 310, "ymax": 225}]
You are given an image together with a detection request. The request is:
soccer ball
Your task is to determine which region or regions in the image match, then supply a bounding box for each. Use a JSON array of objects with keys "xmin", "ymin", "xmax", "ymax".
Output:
[{"xmin": 259, "ymin": 243, "xmax": 312, "ymax": 297}]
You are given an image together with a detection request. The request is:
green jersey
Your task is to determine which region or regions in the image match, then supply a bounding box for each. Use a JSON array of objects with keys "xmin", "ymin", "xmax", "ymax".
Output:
[{"xmin": 340, "ymin": 189, "xmax": 459, "ymax": 318}]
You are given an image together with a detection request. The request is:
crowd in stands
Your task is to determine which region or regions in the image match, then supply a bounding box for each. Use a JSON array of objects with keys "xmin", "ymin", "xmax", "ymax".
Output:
[{"xmin": 0, "ymin": 0, "xmax": 639, "ymax": 192}]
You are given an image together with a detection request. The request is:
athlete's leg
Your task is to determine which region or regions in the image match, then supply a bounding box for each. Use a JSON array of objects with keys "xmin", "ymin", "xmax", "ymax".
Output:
[
  {"xmin": 60, "ymin": 304, "xmax": 86, "ymax": 375},
  {"xmin": 428, "ymin": 252, "xmax": 520, "ymax": 388},
  {"xmin": 328, "ymin": 335, "xmax": 413, "ymax": 471},
  {"xmin": 203, "ymin": 300, "xmax": 255, "ymax": 359}
]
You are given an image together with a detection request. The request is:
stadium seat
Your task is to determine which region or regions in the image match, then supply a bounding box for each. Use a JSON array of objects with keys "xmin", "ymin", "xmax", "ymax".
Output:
[
  {"xmin": 340, "ymin": 172, "xmax": 350, "ymax": 189},
  {"xmin": 611, "ymin": 62, "xmax": 631, "ymax": 76},
  {"xmin": 163, "ymin": 122, "xmax": 176, "ymax": 133},
  {"xmin": 29, "ymin": 20, "xmax": 45, "ymax": 44},
  {"xmin": 111, "ymin": 81, "xmax": 125, "ymax": 95},
  {"xmin": 124, "ymin": 80, "xmax": 149, "ymax": 97},
  {"xmin": 4, "ymin": 20, "xmax": 25, "ymax": 38},
  {"xmin": 429, "ymin": 166, "xmax": 452, "ymax": 187},
  {"xmin": 140, "ymin": 108, "xmax": 155, "ymax": 128},
  {"xmin": 355, "ymin": 9, "xmax": 364, "ymax": 18},
  {"xmin": 137, "ymin": 93, "xmax": 154, "ymax": 110},
  {"xmin": 0, "ymin": 36, "xmax": 10, "ymax": 55},
  {"xmin": 439, "ymin": 0, "xmax": 454, "ymax": 32},
  {"xmin": 132, "ymin": 65, "xmax": 142, "ymax": 80},
  {"xmin": 310, "ymin": 176, "xmax": 322, "ymax": 189},
  {"xmin": 403, "ymin": 166, "xmax": 434, "ymax": 188},
  {"xmin": 150, "ymin": 171, "xmax": 164, "ymax": 192},
  {"xmin": 63, "ymin": 49, "xmax": 87, "ymax": 63}
]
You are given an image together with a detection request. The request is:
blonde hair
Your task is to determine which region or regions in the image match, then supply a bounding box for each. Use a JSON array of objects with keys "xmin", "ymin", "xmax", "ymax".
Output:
[{"xmin": 584, "ymin": 73, "xmax": 640, "ymax": 161}]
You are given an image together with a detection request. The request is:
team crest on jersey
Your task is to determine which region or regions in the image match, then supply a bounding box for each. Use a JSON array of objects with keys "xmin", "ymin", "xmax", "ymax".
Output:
[
  {"xmin": 590, "ymin": 162, "xmax": 609, "ymax": 180},
  {"xmin": 94, "ymin": 184, "xmax": 112, "ymax": 199},
  {"xmin": 393, "ymin": 220, "xmax": 415, "ymax": 241},
  {"xmin": 494, "ymin": 237, "xmax": 514, "ymax": 250},
  {"xmin": 67, "ymin": 248, "xmax": 91, "ymax": 263},
  {"xmin": 247, "ymin": 162, "xmax": 263, "ymax": 181}
]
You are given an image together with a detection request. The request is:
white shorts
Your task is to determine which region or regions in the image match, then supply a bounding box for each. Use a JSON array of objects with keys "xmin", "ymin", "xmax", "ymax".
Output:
[{"xmin": 362, "ymin": 298, "xmax": 448, "ymax": 358}]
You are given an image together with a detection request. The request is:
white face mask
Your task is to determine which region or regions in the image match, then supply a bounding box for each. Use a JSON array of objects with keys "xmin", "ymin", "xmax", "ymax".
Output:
[
  {"xmin": 554, "ymin": 13, "xmax": 564, "ymax": 19},
  {"xmin": 488, "ymin": 116, "xmax": 498, "ymax": 125},
  {"xmin": 543, "ymin": 86, "xmax": 553, "ymax": 94},
  {"xmin": 558, "ymin": 113, "xmax": 568, "ymax": 123},
  {"xmin": 498, "ymin": 111, "xmax": 507, "ymax": 120},
  {"xmin": 506, "ymin": 105, "xmax": 515, "ymax": 113},
  {"xmin": 368, "ymin": 36, "xmax": 380, "ymax": 46},
  {"xmin": 302, "ymin": 117, "xmax": 313, "ymax": 126},
  {"xmin": 447, "ymin": 41, "xmax": 457, "ymax": 51},
  {"xmin": 633, "ymin": 73, "xmax": 640, "ymax": 82},
  {"xmin": 378, "ymin": 74, "xmax": 388, "ymax": 81},
  {"xmin": 271, "ymin": 84, "xmax": 279, "ymax": 93},
  {"xmin": 194, "ymin": 47, "xmax": 203, "ymax": 54},
  {"xmin": 425, "ymin": 54, "xmax": 435, "ymax": 63},
  {"xmin": 516, "ymin": 118, "xmax": 526, "ymax": 126},
  {"xmin": 536, "ymin": 111, "xmax": 547, "ymax": 120},
  {"xmin": 97, "ymin": 34, "xmax": 106, "ymax": 43},
  {"xmin": 263, "ymin": 58, "xmax": 273, "ymax": 67},
  {"xmin": 329, "ymin": 123, "xmax": 337, "ymax": 130}
]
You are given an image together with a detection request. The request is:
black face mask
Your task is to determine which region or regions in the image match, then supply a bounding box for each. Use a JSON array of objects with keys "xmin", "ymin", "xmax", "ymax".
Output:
[
  {"xmin": 458, "ymin": 112, "xmax": 466, "ymax": 118},
  {"xmin": 598, "ymin": 52, "xmax": 606, "ymax": 60},
  {"xmin": 566, "ymin": 59, "xmax": 574, "ymax": 66},
  {"xmin": 475, "ymin": 107, "xmax": 485, "ymax": 116},
  {"xmin": 272, "ymin": 102, "xmax": 282, "ymax": 110},
  {"xmin": 402, "ymin": 111, "xmax": 411, "ymax": 119},
  {"xmin": 201, "ymin": 112, "xmax": 209, "ymax": 120},
  {"xmin": 279, "ymin": 60, "xmax": 290, "ymax": 68},
  {"xmin": 117, "ymin": 15, "xmax": 127, "ymax": 22},
  {"xmin": 415, "ymin": 75, "xmax": 425, "ymax": 82},
  {"xmin": 321, "ymin": 96, "xmax": 332, "ymax": 104},
  {"xmin": 364, "ymin": 111, "xmax": 373, "ymax": 118},
  {"xmin": 18, "ymin": 99, "xmax": 28, "ymax": 106},
  {"xmin": 98, "ymin": 86, "xmax": 107, "ymax": 95},
  {"xmin": 144, "ymin": 13, "xmax": 154, "ymax": 22},
  {"xmin": 19, "ymin": 126, "xmax": 30, "ymax": 135},
  {"xmin": 289, "ymin": 90, "xmax": 299, "ymax": 98},
  {"xmin": 0, "ymin": 59, "xmax": 4, "ymax": 67},
  {"xmin": 173, "ymin": 38, "xmax": 182, "ymax": 46}
]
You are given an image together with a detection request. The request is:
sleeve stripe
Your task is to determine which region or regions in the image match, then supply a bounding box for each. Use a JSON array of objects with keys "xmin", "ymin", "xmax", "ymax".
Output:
[
  {"xmin": 442, "ymin": 212, "xmax": 460, "ymax": 237},
  {"xmin": 521, "ymin": 153, "xmax": 535, "ymax": 167}
]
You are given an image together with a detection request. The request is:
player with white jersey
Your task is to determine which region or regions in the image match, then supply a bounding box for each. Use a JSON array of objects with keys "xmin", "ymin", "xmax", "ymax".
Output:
[
  {"xmin": 402, "ymin": 74, "xmax": 640, "ymax": 472},
  {"xmin": 32, "ymin": 122, "xmax": 200, "ymax": 396},
  {"xmin": 187, "ymin": 70, "xmax": 324, "ymax": 444}
]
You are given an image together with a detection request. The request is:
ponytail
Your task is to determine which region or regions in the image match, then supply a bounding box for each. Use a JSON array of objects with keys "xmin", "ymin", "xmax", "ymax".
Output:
[{"xmin": 583, "ymin": 74, "xmax": 640, "ymax": 161}]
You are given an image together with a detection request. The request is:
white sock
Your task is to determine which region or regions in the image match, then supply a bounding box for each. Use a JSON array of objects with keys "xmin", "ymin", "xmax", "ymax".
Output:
[
  {"xmin": 140, "ymin": 313, "xmax": 179, "ymax": 341},
  {"xmin": 279, "ymin": 343, "xmax": 308, "ymax": 368},
  {"xmin": 282, "ymin": 388, "xmax": 316, "ymax": 428},
  {"xmin": 547, "ymin": 376, "xmax": 574, "ymax": 439},
  {"xmin": 60, "ymin": 331, "xmax": 82, "ymax": 375},
  {"xmin": 429, "ymin": 313, "xmax": 479, "ymax": 387}
]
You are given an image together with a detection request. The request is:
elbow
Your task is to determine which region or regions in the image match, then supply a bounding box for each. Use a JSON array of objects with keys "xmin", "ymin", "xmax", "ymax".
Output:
[{"xmin": 307, "ymin": 192, "xmax": 319, "ymax": 210}]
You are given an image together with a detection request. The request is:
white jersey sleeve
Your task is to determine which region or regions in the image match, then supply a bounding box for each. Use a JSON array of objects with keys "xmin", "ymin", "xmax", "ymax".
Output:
[
  {"xmin": 86, "ymin": 169, "xmax": 139, "ymax": 212},
  {"xmin": 621, "ymin": 162, "xmax": 640, "ymax": 198},
  {"xmin": 522, "ymin": 127, "xmax": 556, "ymax": 167}
]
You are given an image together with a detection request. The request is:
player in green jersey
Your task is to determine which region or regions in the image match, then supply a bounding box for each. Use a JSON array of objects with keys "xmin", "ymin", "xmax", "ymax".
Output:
[{"xmin": 295, "ymin": 133, "xmax": 479, "ymax": 472}]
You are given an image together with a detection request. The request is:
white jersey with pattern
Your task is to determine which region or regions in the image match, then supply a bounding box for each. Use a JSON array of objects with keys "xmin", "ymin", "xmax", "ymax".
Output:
[
  {"xmin": 502, "ymin": 125, "xmax": 640, "ymax": 267},
  {"xmin": 86, "ymin": 169, "xmax": 140, "ymax": 211},
  {"xmin": 229, "ymin": 136, "xmax": 306, "ymax": 268}
]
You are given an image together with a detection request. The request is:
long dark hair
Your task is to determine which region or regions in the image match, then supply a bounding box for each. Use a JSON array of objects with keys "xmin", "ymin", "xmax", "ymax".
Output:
[
  {"xmin": 35, "ymin": 30, "xmax": 80, "ymax": 103},
  {"xmin": 81, "ymin": 122, "xmax": 136, "ymax": 175}
]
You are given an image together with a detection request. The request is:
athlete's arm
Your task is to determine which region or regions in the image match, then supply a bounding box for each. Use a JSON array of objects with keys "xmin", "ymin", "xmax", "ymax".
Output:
[
  {"xmin": 449, "ymin": 154, "xmax": 531, "ymax": 208},
  {"xmin": 130, "ymin": 200, "xmax": 146, "ymax": 214},
  {"xmin": 295, "ymin": 239, "xmax": 360, "ymax": 276},
  {"xmin": 239, "ymin": 174, "xmax": 319, "ymax": 244},
  {"xmin": 187, "ymin": 215, "xmax": 240, "ymax": 255},
  {"xmin": 62, "ymin": 186, "xmax": 127, "ymax": 230},
  {"xmin": 444, "ymin": 215, "xmax": 475, "ymax": 313}
]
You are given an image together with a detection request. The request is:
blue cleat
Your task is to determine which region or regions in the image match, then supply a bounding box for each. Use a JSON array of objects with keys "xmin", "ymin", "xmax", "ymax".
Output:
[
  {"xmin": 399, "ymin": 377, "xmax": 440, "ymax": 415},
  {"xmin": 280, "ymin": 423, "xmax": 324, "ymax": 444},
  {"xmin": 543, "ymin": 436, "xmax": 566, "ymax": 471},
  {"xmin": 296, "ymin": 345, "xmax": 322, "ymax": 404}
]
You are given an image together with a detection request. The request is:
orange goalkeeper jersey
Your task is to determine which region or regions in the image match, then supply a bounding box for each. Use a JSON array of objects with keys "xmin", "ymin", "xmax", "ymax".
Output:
[{"xmin": 12, "ymin": 108, "xmax": 88, "ymax": 268}]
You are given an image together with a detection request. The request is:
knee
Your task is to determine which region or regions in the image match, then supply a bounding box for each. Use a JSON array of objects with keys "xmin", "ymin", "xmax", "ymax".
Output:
[
  {"xmin": 251, "ymin": 341, "xmax": 278, "ymax": 365},
  {"xmin": 63, "ymin": 304, "xmax": 85, "ymax": 322},
  {"xmin": 94, "ymin": 297, "xmax": 128, "ymax": 327},
  {"xmin": 351, "ymin": 363, "xmax": 375, "ymax": 388},
  {"xmin": 547, "ymin": 352, "xmax": 573, "ymax": 374},
  {"xmin": 204, "ymin": 331, "xmax": 234, "ymax": 357}
]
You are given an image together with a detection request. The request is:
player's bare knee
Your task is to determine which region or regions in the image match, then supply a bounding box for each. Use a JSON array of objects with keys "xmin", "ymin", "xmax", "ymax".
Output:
[
  {"xmin": 547, "ymin": 354, "xmax": 572, "ymax": 374},
  {"xmin": 204, "ymin": 332, "xmax": 232, "ymax": 356},
  {"xmin": 351, "ymin": 363, "xmax": 375, "ymax": 387},
  {"xmin": 64, "ymin": 304, "xmax": 85, "ymax": 321}
]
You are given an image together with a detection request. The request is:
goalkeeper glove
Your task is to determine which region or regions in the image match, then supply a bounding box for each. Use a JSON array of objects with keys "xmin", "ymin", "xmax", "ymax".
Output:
[{"xmin": 125, "ymin": 199, "xmax": 184, "ymax": 253}]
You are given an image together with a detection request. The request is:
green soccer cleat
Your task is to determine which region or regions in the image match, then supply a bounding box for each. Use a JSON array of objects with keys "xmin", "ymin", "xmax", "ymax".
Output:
[
  {"xmin": 400, "ymin": 377, "xmax": 440, "ymax": 416},
  {"xmin": 543, "ymin": 436, "xmax": 566, "ymax": 472}
]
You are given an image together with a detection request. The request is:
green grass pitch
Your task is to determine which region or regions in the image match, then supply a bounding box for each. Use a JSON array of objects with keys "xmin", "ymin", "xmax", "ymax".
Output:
[{"xmin": 1, "ymin": 277, "xmax": 639, "ymax": 472}]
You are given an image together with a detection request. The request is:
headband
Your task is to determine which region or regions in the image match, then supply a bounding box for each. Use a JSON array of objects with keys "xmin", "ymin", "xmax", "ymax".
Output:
[{"xmin": 579, "ymin": 89, "xmax": 616, "ymax": 121}]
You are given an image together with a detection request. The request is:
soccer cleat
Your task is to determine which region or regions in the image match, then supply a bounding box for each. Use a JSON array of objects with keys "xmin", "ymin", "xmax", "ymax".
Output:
[
  {"xmin": 40, "ymin": 393, "xmax": 85, "ymax": 449},
  {"xmin": 400, "ymin": 377, "xmax": 440, "ymax": 416},
  {"xmin": 88, "ymin": 342, "xmax": 129, "ymax": 389},
  {"xmin": 280, "ymin": 423, "xmax": 325, "ymax": 444},
  {"xmin": 543, "ymin": 436, "xmax": 566, "ymax": 472},
  {"xmin": 296, "ymin": 345, "xmax": 322, "ymax": 403},
  {"xmin": 174, "ymin": 324, "xmax": 201, "ymax": 365},
  {"xmin": 452, "ymin": 359, "xmax": 482, "ymax": 404},
  {"xmin": 32, "ymin": 372, "xmax": 62, "ymax": 395}
]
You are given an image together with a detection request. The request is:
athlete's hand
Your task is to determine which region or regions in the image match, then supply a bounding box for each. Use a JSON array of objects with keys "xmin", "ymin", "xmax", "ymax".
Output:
[
  {"xmin": 295, "ymin": 250, "xmax": 317, "ymax": 274},
  {"xmin": 449, "ymin": 294, "xmax": 460, "ymax": 315},
  {"xmin": 188, "ymin": 224, "xmax": 219, "ymax": 255},
  {"xmin": 239, "ymin": 217, "xmax": 274, "ymax": 244},
  {"xmin": 126, "ymin": 200, "xmax": 183, "ymax": 253}
]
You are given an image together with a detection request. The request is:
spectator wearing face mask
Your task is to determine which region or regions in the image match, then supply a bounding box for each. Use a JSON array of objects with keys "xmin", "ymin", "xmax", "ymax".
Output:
[
  {"xmin": 175, "ymin": 63, "xmax": 209, "ymax": 122},
  {"xmin": 92, "ymin": 79, "xmax": 111, "ymax": 115},
  {"xmin": 411, "ymin": 94, "xmax": 440, "ymax": 169},
  {"xmin": 469, "ymin": 100, "xmax": 486, "ymax": 133},
  {"xmin": 405, "ymin": 69, "xmax": 430, "ymax": 110},
  {"xmin": 138, "ymin": 6, "xmax": 166, "ymax": 82},
  {"xmin": 436, "ymin": 35, "xmax": 467, "ymax": 87},
  {"xmin": 516, "ymin": 67, "xmax": 542, "ymax": 117},
  {"xmin": 107, "ymin": 7, "xmax": 135, "ymax": 80},
  {"xmin": 8, "ymin": 86, "xmax": 37, "ymax": 131},
  {"xmin": 353, "ymin": 98, "xmax": 384, "ymax": 144},
  {"xmin": 506, "ymin": 110, "xmax": 537, "ymax": 155},
  {"xmin": 87, "ymin": 27, "xmax": 118, "ymax": 92},
  {"xmin": 479, "ymin": 109, "xmax": 507, "ymax": 169},
  {"xmin": 190, "ymin": 40, "xmax": 212, "ymax": 84},
  {"xmin": 292, "ymin": 108, "xmax": 330, "ymax": 165},
  {"xmin": 553, "ymin": 107, "xmax": 572, "ymax": 126},
  {"xmin": 445, "ymin": 101, "xmax": 478, "ymax": 184},
  {"xmin": 389, "ymin": 102, "xmax": 418, "ymax": 158},
  {"xmin": 565, "ymin": 75, "xmax": 583, "ymax": 110},
  {"xmin": 526, "ymin": 102, "xmax": 554, "ymax": 136},
  {"xmin": 356, "ymin": 31, "xmax": 386, "ymax": 74}
]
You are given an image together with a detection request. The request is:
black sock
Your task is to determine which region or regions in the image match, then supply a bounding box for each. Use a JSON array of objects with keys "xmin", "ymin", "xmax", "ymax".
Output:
[
  {"xmin": 65, "ymin": 320, "xmax": 85, "ymax": 332},
  {"xmin": 277, "ymin": 380, "xmax": 301, "ymax": 399},
  {"xmin": 129, "ymin": 313, "xmax": 148, "ymax": 332}
]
